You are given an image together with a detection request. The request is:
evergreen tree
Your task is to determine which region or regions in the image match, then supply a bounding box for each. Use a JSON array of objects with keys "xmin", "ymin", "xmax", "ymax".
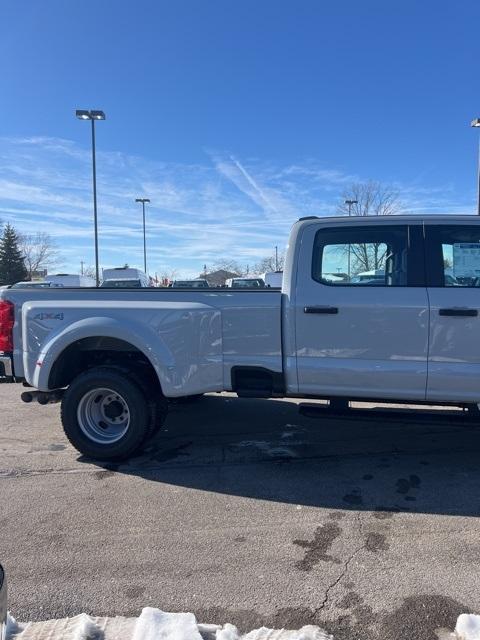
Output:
[{"xmin": 0, "ymin": 224, "xmax": 28, "ymax": 285}]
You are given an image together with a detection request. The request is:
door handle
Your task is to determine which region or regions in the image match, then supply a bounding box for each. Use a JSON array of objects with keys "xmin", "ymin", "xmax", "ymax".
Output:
[
  {"xmin": 439, "ymin": 308, "xmax": 478, "ymax": 317},
  {"xmin": 304, "ymin": 306, "xmax": 338, "ymax": 314}
]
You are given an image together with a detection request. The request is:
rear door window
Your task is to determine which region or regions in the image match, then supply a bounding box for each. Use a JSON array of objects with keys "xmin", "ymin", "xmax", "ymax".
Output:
[{"xmin": 425, "ymin": 225, "xmax": 480, "ymax": 287}]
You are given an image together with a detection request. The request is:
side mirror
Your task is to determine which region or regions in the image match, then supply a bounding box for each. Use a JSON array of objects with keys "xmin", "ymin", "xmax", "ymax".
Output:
[{"xmin": 0, "ymin": 564, "xmax": 6, "ymax": 640}]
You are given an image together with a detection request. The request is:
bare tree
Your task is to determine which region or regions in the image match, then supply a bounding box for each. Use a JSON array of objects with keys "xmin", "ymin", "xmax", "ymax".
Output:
[
  {"xmin": 19, "ymin": 232, "xmax": 60, "ymax": 279},
  {"xmin": 347, "ymin": 242, "xmax": 388, "ymax": 274},
  {"xmin": 337, "ymin": 181, "xmax": 402, "ymax": 217},
  {"xmin": 158, "ymin": 268, "xmax": 178, "ymax": 286},
  {"xmin": 254, "ymin": 251, "xmax": 285, "ymax": 274},
  {"xmin": 336, "ymin": 181, "xmax": 403, "ymax": 275},
  {"xmin": 210, "ymin": 258, "xmax": 244, "ymax": 275},
  {"xmin": 82, "ymin": 265, "xmax": 97, "ymax": 279}
]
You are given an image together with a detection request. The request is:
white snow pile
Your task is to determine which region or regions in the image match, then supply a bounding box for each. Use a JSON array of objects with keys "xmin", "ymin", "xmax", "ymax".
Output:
[
  {"xmin": 438, "ymin": 614, "xmax": 480, "ymax": 640},
  {"xmin": 5, "ymin": 608, "xmax": 480, "ymax": 640},
  {"xmin": 5, "ymin": 612, "xmax": 103, "ymax": 640},
  {"xmin": 5, "ymin": 608, "xmax": 332, "ymax": 640}
]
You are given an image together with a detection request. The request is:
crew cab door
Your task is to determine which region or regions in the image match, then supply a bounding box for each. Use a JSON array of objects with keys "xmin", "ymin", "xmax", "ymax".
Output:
[
  {"xmin": 294, "ymin": 221, "xmax": 428, "ymax": 400},
  {"xmin": 425, "ymin": 222, "xmax": 480, "ymax": 403}
]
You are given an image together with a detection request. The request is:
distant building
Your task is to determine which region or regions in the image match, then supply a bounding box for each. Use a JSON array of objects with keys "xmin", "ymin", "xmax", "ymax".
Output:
[{"xmin": 200, "ymin": 269, "xmax": 239, "ymax": 287}]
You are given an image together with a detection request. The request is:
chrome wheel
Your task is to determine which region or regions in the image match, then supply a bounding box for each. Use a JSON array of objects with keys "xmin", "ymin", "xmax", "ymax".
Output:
[{"xmin": 77, "ymin": 388, "xmax": 130, "ymax": 444}]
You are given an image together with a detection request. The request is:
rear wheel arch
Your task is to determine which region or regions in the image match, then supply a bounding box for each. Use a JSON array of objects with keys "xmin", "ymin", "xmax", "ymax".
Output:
[{"xmin": 48, "ymin": 336, "xmax": 163, "ymax": 394}]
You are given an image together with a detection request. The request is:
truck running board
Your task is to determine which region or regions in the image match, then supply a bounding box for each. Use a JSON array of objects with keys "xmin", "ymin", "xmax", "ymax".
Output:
[{"xmin": 298, "ymin": 401, "xmax": 479, "ymax": 424}]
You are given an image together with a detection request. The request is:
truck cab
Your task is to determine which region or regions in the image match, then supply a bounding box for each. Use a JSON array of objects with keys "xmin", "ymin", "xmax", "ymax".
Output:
[{"xmin": 285, "ymin": 215, "xmax": 480, "ymax": 403}]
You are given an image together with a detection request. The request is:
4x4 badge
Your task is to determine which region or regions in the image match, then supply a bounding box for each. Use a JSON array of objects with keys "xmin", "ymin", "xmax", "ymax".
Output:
[{"xmin": 34, "ymin": 312, "xmax": 64, "ymax": 321}]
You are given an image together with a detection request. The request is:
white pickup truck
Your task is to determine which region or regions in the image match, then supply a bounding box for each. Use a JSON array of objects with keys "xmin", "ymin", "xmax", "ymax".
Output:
[{"xmin": 1, "ymin": 214, "xmax": 480, "ymax": 460}]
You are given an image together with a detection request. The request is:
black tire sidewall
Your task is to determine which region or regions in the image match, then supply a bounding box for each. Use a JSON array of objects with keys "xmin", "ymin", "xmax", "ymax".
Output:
[{"xmin": 61, "ymin": 367, "xmax": 150, "ymax": 460}]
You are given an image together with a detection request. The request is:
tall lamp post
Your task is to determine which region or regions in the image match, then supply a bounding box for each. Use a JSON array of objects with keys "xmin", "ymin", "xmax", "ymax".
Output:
[
  {"xmin": 345, "ymin": 199, "xmax": 358, "ymax": 216},
  {"xmin": 135, "ymin": 198, "xmax": 151, "ymax": 274},
  {"xmin": 344, "ymin": 199, "xmax": 358, "ymax": 278},
  {"xmin": 471, "ymin": 118, "xmax": 480, "ymax": 216},
  {"xmin": 75, "ymin": 109, "xmax": 106, "ymax": 286}
]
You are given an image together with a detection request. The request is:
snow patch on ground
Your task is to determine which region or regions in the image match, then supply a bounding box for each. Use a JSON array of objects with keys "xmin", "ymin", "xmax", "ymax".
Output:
[
  {"xmin": 6, "ymin": 609, "xmax": 332, "ymax": 640},
  {"xmin": 132, "ymin": 609, "xmax": 203, "ymax": 640},
  {"xmin": 6, "ymin": 608, "xmax": 480, "ymax": 640},
  {"xmin": 218, "ymin": 624, "xmax": 332, "ymax": 640},
  {"xmin": 454, "ymin": 614, "xmax": 480, "ymax": 639},
  {"xmin": 5, "ymin": 614, "xmax": 18, "ymax": 638},
  {"xmin": 7, "ymin": 614, "xmax": 102, "ymax": 640},
  {"xmin": 437, "ymin": 614, "xmax": 480, "ymax": 640}
]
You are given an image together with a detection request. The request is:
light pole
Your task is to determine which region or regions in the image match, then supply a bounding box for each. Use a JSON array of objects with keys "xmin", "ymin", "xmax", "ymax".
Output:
[
  {"xmin": 275, "ymin": 245, "xmax": 279, "ymax": 271},
  {"xmin": 345, "ymin": 199, "xmax": 358, "ymax": 216},
  {"xmin": 344, "ymin": 199, "xmax": 358, "ymax": 278},
  {"xmin": 76, "ymin": 109, "xmax": 105, "ymax": 286},
  {"xmin": 471, "ymin": 119, "xmax": 480, "ymax": 216},
  {"xmin": 135, "ymin": 198, "xmax": 150, "ymax": 274}
]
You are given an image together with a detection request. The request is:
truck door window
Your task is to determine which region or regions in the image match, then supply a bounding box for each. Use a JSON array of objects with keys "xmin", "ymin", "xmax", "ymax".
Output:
[
  {"xmin": 312, "ymin": 225, "xmax": 410, "ymax": 286},
  {"xmin": 425, "ymin": 225, "xmax": 480, "ymax": 287}
]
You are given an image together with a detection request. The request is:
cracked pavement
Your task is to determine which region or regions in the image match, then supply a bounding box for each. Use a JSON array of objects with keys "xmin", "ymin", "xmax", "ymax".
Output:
[{"xmin": 1, "ymin": 385, "xmax": 480, "ymax": 639}]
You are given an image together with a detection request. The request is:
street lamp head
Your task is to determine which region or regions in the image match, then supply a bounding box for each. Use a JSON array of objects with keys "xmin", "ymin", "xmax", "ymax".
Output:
[
  {"xmin": 471, "ymin": 118, "xmax": 480, "ymax": 128},
  {"xmin": 345, "ymin": 199, "xmax": 358, "ymax": 205},
  {"xmin": 75, "ymin": 109, "xmax": 91, "ymax": 120},
  {"xmin": 135, "ymin": 198, "xmax": 151, "ymax": 203},
  {"xmin": 76, "ymin": 110, "xmax": 105, "ymax": 121}
]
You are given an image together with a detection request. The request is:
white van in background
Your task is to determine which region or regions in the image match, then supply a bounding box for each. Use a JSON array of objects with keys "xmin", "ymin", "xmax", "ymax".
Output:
[
  {"xmin": 225, "ymin": 277, "xmax": 265, "ymax": 288},
  {"xmin": 101, "ymin": 267, "xmax": 149, "ymax": 288},
  {"xmin": 263, "ymin": 271, "xmax": 283, "ymax": 288},
  {"xmin": 47, "ymin": 274, "xmax": 96, "ymax": 287}
]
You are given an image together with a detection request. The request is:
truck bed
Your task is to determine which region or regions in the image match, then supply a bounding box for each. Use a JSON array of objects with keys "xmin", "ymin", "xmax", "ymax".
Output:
[{"xmin": 1, "ymin": 287, "xmax": 283, "ymax": 395}]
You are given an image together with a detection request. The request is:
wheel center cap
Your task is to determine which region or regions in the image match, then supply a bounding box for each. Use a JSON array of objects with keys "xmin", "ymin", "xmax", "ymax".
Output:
[{"xmin": 104, "ymin": 400, "xmax": 123, "ymax": 420}]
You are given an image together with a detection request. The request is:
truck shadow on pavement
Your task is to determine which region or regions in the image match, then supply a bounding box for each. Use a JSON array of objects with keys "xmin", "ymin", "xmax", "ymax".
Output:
[{"xmin": 87, "ymin": 394, "xmax": 480, "ymax": 517}]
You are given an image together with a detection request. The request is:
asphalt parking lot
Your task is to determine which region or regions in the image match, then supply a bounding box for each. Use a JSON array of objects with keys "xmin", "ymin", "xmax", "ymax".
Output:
[{"xmin": 1, "ymin": 384, "xmax": 480, "ymax": 639}]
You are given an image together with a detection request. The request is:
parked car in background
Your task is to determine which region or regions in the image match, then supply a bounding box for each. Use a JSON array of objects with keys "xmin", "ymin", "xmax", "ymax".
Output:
[
  {"xmin": 101, "ymin": 267, "xmax": 149, "ymax": 288},
  {"xmin": 170, "ymin": 279, "xmax": 209, "ymax": 288},
  {"xmin": 321, "ymin": 273, "xmax": 347, "ymax": 283},
  {"xmin": 225, "ymin": 277, "xmax": 265, "ymax": 288},
  {"xmin": 349, "ymin": 269, "xmax": 385, "ymax": 285},
  {"xmin": 48, "ymin": 274, "xmax": 96, "ymax": 287},
  {"xmin": 263, "ymin": 271, "xmax": 283, "ymax": 288}
]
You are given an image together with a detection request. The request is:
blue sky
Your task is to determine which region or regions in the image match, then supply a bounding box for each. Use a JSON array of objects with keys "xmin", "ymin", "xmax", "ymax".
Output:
[{"xmin": 0, "ymin": 0, "xmax": 479, "ymax": 277}]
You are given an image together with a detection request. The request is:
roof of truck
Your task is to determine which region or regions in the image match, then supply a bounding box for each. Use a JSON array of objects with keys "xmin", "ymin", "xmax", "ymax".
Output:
[{"xmin": 297, "ymin": 214, "xmax": 480, "ymax": 224}]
